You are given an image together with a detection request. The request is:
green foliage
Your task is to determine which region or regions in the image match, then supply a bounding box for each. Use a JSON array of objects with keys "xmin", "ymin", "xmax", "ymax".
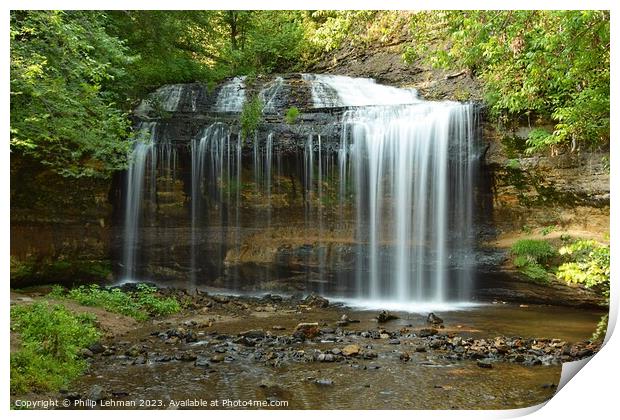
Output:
[
  {"xmin": 10, "ymin": 11, "xmax": 133, "ymax": 178},
  {"xmin": 235, "ymin": 11, "xmax": 306, "ymax": 74},
  {"xmin": 557, "ymin": 239, "xmax": 610, "ymax": 341},
  {"xmin": 53, "ymin": 283, "xmax": 180, "ymax": 321},
  {"xmin": 240, "ymin": 95, "xmax": 263, "ymax": 139},
  {"xmin": 592, "ymin": 314, "xmax": 608, "ymax": 342},
  {"xmin": 511, "ymin": 239, "xmax": 556, "ymax": 282},
  {"xmin": 11, "ymin": 302, "xmax": 100, "ymax": 394},
  {"xmin": 511, "ymin": 239, "xmax": 556, "ymax": 261},
  {"xmin": 303, "ymin": 11, "xmax": 372, "ymax": 53},
  {"xmin": 10, "ymin": 256, "xmax": 113, "ymax": 283},
  {"xmin": 301, "ymin": 11, "xmax": 403, "ymax": 56},
  {"xmin": 517, "ymin": 263, "xmax": 550, "ymax": 282},
  {"xmin": 557, "ymin": 240, "xmax": 610, "ymax": 298},
  {"xmin": 105, "ymin": 11, "xmax": 217, "ymax": 96},
  {"xmin": 506, "ymin": 159, "xmax": 520, "ymax": 170},
  {"xmin": 134, "ymin": 284, "xmax": 182, "ymax": 317},
  {"xmin": 110, "ymin": 11, "xmax": 307, "ymax": 82},
  {"xmin": 285, "ymin": 106, "xmax": 301, "ymax": 124},
  {"xmin": 540, "ymin": 225, "xmax": 556, "ymax": 236},
  {"xmin": 404, "ymin": 11, "xmax": 610, "ymax": 153}
]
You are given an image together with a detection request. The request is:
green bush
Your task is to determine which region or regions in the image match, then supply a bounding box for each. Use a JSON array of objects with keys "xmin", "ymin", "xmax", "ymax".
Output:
[
  {"xmin": 557, "ymin": 239, "xmax": 610, "ymax": 341},
  {"xmin": 518, "ymin": 264, "xmax": 550, "ymax": 281},
  {"xmin": 134, "ymin": 284, "xmax": 182, "ymax": 317},
  {"xmin": 285, "ymin": 106, "xmax": 300, "ymax": 124},
  {"xmin": 540, "ymin": 225, "xmax": 556, "ymax": 236},
  {"xmin": 592, "ymin": 314, "xmax": 609, "ymax": 342},
  {"xmin": 11, "ymin": 302, "xmax": 100, "ymax": 394},
  {"xmin": 53, "ymin": 283, "xmax": 180, "ymax": 321},
  {"xmin": 511, "ymin": 239, "xmax": 556, "ymax": 282},
  {"xmin": 557, "ymin": 240, "xmax": 610, "ymax": 298},
  {"xmin": 240, "ymin": 95, "xmax": 263, "ymax": 139}
]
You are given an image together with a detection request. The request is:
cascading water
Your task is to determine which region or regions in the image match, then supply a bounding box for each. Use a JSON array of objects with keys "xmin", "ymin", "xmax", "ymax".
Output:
[
  {"xmin": 302, "ymin": 74, "xmax": 418, "ymax": 107},
  {"xmin": 215, "ymin": 76, "xmax": 246, "ymax": 112},
  {"xmin": 155, "ymin": 85, "xmax": 185, "ymax": 112},
  {"xmin": 121, "ymin": 74, "xmax": 479, "ymax": 309},
  {"xmin": 134, "ymin": 84, "xmax": 195, "ymax": 115},
  {"xmin": 122, "ymin": 124, "xmax": 154, "ymax": 280},
  {"xmin": 305, "ymin": 74, "xmax": 478, "ymax": 305},
  {"xmin": 190, "ymin": 123, "xmax": 238, "ymax": 284},
  {"xmin": 260, "ymin": 76, "xmax": 284, "ymax": 113}
]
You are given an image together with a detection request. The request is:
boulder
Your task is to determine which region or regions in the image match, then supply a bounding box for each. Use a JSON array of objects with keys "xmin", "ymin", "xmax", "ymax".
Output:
[
  {"xmin": 80, "ymin": 348, "xmax": 94, "ymax": 358},
  {"xmin": 426, "ymin": 312, "xmax": 444, "ymax": 325},
  {"xmin": 293, "ymin": 322, "xmax": 320, "ymax": 339},
  {"xmin": 88, "ymin": 385, "xmax": 107, "ymax": 401},
  {"xmin": 376, "ymin": 310, "xmax": 398, "ymax": 323},
  {"xmin": 418, "ymin": 328, "xmax": 438, "ymax": 338},
  {"xmin": 210, "ymin": 354, "xmax": 225, "ymax": 363},
  {"xmin": 88, "ymin": 342, "xmax": 106, "ymax": 354},
  {"xmin": 342, "ymin": 344, "xmax": 361, "ymax": 357},
  {"xmin": 304, "ymin": 294, "xmax": 329, "ymax": 308}
]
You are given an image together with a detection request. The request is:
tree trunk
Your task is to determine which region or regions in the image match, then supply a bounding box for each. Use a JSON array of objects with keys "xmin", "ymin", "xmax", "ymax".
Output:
[{"xmin": 228, "ymin": 11, "xmax": 238, "ymax": 50}]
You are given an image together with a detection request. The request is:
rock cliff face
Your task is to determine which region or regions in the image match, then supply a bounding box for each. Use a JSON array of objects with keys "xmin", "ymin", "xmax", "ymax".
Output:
[
  {"xmin": 10, "ymin": 156, "xmax": 114, "ymax": 286},
  {"xmin": 111, "ymin": 75, "xmax": 490, "ymax": 300},
  {"xmin": 10, "ymin": 70, "xmax": 609, "ymax": 308}
]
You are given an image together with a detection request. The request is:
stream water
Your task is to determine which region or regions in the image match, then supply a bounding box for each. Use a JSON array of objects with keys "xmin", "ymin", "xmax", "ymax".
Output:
[{"xmin": 74, "ymin": 302, "xmax": 602, "ymax": 410}]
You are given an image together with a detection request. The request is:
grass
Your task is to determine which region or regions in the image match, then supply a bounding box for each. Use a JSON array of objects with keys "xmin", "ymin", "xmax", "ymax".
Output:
[
  {"xmin": 511, "ymin": 239, "xmax": 556, "ymax": 283},
  {"xmin": 511, "ymin": 239, "xmax": 556, "ymax": 260},
  {"xmin": 50, "ymin": 283, "xmax": 181, "ymax": 321},
  {"xmin": 10, "ymin": 302, "xmax": 100, "ymax": 395},
  {"xmin": 11, "ymin": 283, "xmax": 181, "ymax": 396}
]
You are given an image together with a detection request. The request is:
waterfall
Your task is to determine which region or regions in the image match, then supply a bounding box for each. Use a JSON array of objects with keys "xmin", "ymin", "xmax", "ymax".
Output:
[
  {"xmin": 265, "ymin": 133, "xmax": 274, "ymax": 227},
  {"xmin": 122, "ymin": 122, "xmax": 156, "ymax": 280},
  {"xmin": 156, "ymin": 85, "xmax": 185, "ymax": 112},
  {"xmin": 307, "ymin": 75, "xmax": 477, "ymax": 303},
  {"xmin": 215, "ymin": 76, "xmax": 246, "ymax": 112},
  {"xmin": 122, "ymin": 74, "xmax": 479, "ymax": 308},
  {"xmin": 191, "ymin": 123, "xmax": 234, "ymax": 284},
  {"xmin": 260, "ymin": 76, "xmax": 284, "ymax": 113},
  {"xmin": 302, "ymin": 74, "xmax": 418, "ymax": 107}
]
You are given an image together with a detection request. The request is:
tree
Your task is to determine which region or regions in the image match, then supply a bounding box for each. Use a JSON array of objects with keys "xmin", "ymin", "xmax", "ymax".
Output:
[
  {"xmin": 404, "ymin": 11, "xmax": 610, "ymax": 154},
  {"xmin": 10, "ymin": 11, "xmax": 133, "ymax": 178},
  {"xmin": 105, "ymin": 11, "xmax": 220, "ymax": 97}
]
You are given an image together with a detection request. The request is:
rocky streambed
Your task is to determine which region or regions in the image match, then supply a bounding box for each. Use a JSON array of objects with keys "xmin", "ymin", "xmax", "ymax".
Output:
[{"xmin": 19, "ymin": 289, "xmax": 604, "ymax": 410}]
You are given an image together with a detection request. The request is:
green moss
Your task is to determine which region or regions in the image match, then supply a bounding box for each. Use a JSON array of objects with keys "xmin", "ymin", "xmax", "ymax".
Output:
[
  {"xmin": 11, "ymin": 256, "xmax": 113, "ymax": 285},
  {"xmin": 453, "ymin": 88, "xmax": 471, "ymax": 102},
  {"xmin": 495, "ymin": 164, "xmax": 584, "ymax": 208}
]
